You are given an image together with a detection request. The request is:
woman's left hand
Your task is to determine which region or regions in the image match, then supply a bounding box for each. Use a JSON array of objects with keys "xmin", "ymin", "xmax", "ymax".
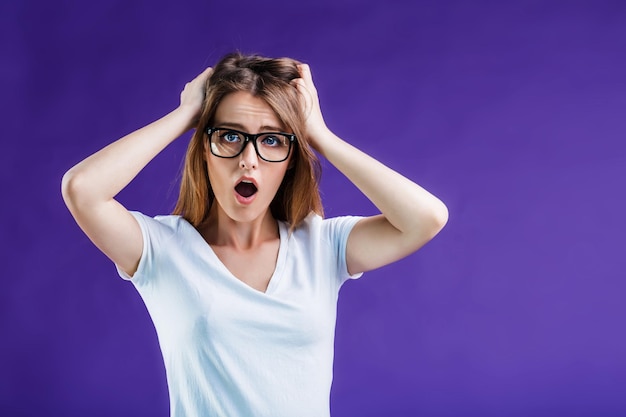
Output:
[
  {"xmin": 292, "ymin": 64, "xmax": 330, "ymax": 150},
  {"xmin": 291, "ymin": 62, "xmax": 448, "ymax": 276}
]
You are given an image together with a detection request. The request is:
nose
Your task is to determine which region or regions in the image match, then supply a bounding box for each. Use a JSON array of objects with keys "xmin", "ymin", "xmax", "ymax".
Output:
[{"xmin": 239, "ymin": 140, "xmax": 258, "ymax": 170}]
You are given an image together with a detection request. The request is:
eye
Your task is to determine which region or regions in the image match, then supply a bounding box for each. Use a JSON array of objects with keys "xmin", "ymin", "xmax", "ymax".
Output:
[
  {"xmin": 260, "ymin": 135, "xmax": 282, "ymax": 147},
  {"xmin": 220, "ymin": 131, "xmax": 242, "ymax": 143}
]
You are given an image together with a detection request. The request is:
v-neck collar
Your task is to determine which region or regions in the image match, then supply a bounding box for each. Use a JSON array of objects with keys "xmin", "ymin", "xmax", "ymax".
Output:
[{"xmin": 182, "ymin": 218, "xmax": 288, "ymax": 295}]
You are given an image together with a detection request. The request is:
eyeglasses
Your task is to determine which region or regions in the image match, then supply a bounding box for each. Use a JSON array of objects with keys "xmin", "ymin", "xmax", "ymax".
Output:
[{"xmin": 206, "ymin": 127, "xmax": 296, "ymax": 163}]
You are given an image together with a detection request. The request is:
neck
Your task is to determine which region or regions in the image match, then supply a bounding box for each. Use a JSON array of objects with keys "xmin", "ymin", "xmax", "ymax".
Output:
[{"xmin": 202, "ymin": 205, "xmax": 279, "ymax": 250}]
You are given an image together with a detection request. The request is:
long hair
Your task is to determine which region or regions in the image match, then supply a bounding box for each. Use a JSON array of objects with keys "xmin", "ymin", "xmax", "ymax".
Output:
[{"xmin": 172, "ymin": 52, "xmax": 323, "ymax": 230}]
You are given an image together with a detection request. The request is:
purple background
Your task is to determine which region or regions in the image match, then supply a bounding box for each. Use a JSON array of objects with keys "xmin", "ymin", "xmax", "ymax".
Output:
[{"xmin": 2, "ymin": 0, "xmax": 625, "ymax": 416}]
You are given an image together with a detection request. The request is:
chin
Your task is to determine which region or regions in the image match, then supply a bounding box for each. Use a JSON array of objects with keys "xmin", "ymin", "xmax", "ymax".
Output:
[{"xmin": 225, "ymin": 205, "xmax": 272, "ymax": 225}]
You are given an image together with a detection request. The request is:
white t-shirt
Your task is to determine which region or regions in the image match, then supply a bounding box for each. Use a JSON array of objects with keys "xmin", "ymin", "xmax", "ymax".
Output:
[{"xmin": 117, "ymin": 211, "xmax": 363, "ymax": 417}]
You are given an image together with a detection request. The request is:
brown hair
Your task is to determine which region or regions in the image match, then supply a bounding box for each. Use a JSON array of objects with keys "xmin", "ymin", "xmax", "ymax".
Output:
[{"xmin": 172, "ymin": 52, "xmax": 323, "ymax": 230}]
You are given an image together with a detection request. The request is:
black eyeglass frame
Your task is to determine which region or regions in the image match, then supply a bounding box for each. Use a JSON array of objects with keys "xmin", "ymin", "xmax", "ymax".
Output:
[{"xmin": 206, "ymin": 127, "xmax": 297, "ymax": 163}]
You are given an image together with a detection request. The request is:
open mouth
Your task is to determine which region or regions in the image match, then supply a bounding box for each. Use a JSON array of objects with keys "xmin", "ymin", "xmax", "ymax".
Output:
[{"xmin": 235, "ymin": 180, "xmax": 258, "ymax": 198}]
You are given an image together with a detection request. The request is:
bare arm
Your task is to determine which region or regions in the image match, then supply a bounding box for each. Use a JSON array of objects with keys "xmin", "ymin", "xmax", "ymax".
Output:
[
  {"xmin": 292, "ymin": 65, "xmax": 448, "ymax": 275},
  {"xmin": 61, "ymin": 67, "xmax": 212, "ymax": 276}
]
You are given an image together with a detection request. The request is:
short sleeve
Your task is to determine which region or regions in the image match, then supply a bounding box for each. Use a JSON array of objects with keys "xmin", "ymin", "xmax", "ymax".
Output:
[
  {"xmin": 115, "ymin": 211, "xmax": 175, "ymax": 286},
  {"xmin": 321, "ymin": 215, "xmax": 365, "ymax": 284}
]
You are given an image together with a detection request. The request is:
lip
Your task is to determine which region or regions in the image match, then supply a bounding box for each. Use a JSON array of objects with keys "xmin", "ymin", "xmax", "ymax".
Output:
[
  {"xmin": 234, "ymin": 190, "xmax": 256, "ymax": 205},
  {"xmin": 235, "ymin": 176, "xmax": 259, "ymax": 189}
]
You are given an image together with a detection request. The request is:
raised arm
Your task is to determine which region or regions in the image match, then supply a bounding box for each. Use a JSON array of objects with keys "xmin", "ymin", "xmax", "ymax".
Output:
[
  {"xmin": 292, "ymin": 65, "xmax": 448, "ymax": 275},
  {"xmin": 61, "ymin": 67, "xmax": 212, "ymax": 276}
]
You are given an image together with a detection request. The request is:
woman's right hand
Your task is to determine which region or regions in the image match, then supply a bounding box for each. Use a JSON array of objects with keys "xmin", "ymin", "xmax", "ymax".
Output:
[
  {"xmin": 62, "ymin": 66, "xmax": 214, "ymax": 277},
  {"xmin": 179, "ymin": 67, "xmax": 213, "ymax": 128}
]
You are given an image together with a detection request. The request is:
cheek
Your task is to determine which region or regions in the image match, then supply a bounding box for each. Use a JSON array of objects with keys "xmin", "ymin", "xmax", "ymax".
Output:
[
  {"xmin": 271, "ymin": 165, "xmax": 290, "ymax": 188},
  {"xmin": 205, "ymin": 156, "xmax": 225, "ymax": 191}
]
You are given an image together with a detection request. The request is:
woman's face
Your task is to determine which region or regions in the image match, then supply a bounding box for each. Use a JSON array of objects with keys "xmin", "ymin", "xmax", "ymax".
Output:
[{"xmin": 204, "ymin": 91, "xmax": 292, "ymax": 225}]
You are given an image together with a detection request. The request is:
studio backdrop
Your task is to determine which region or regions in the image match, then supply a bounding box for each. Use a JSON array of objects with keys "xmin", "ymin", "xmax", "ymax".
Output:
[{"xmin": 2, "ymin": 1, "xmax": 625, "ymax": 416}]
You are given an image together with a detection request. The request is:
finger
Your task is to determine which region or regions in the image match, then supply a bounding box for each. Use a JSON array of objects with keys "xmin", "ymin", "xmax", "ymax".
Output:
[
  {"xmin": 292, "ymin": 79, "xmax": 312, "ymax": 103},
  {"xmin": 297, "ymin": 64, "xmax": 312, "ymax": 81},
  {"xmin": 298, "ymin": 65, "xmax": 318, "ymax": 93},
  {"xmin": 290, "ymin": 77, "xmax": 305, "ymax": 88},
  {"xmin": 290, "ymin": 78, "xmax": 308, "ymax": 96},
  {"xmin": 291, "ymin": 80, "xmax": 313, "ymax": 113},
  {"xmin": 200, "ymin": 66, "xmax": 213, "ymax": 77},
  {"xmin": 190, "ymin": 67, "xmax": 213, "ymax": 85}
]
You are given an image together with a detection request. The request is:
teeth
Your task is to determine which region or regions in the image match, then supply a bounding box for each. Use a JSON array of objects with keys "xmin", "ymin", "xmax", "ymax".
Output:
[{"xmin": 241, "ymin": 180, "xmax": 252, "ymax": 183}]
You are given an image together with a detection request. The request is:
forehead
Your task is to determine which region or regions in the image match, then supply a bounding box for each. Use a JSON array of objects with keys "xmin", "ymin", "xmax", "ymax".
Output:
[{"xmin": 214, "ymin": 91, "xmax": 285, "ymax": 132}]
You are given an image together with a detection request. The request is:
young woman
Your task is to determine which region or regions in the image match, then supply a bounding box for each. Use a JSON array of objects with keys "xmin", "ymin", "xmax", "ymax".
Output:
[{"xmin": 62, "ymin": 53, "xmax": 448, "ymax": 417}]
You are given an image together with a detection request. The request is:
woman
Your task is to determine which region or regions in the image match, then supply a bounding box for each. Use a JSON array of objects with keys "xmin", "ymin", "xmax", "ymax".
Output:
[{"xmin": 62, "ymin": 53, "xmax": 448, "ymax": 417}]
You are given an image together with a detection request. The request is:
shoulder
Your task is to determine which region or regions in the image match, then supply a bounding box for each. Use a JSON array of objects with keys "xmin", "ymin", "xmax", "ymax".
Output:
[
  {"xmin": 129, "ymin": 211, "xmax": 196, "ymax": 241},
  {"xmin": 282, "ymin": 213, "xmax": 365, "ymax": 282},
  {"xmin": 287, "ymin": 213, "xmax": 364, "ymax": 243},
  {"xmin": 130, "ymin": 211, "xmax": 185, "ymax": 227}
]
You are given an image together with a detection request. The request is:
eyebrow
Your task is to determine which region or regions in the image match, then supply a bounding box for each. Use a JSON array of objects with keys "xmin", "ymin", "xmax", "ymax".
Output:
[{"xmin": 215, "ymin": 122, "xmax": 287, "ymax": 133}]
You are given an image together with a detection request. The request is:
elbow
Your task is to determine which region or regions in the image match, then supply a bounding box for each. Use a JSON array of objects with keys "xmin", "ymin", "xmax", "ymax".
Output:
[
  {"xmin": 424, "ymin": 200, "xmax": 449, "ymax": 239},
  {"xmin": 434, "ymin": 201, "xmax": 449, "ymax": 231},
  {"xmin": 402, "ymin": 201, "xmax": 449, "ymax": 250},
  {"xmin": 61, "ymin": 168, "xmax": 89, "ymax": 210}
]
